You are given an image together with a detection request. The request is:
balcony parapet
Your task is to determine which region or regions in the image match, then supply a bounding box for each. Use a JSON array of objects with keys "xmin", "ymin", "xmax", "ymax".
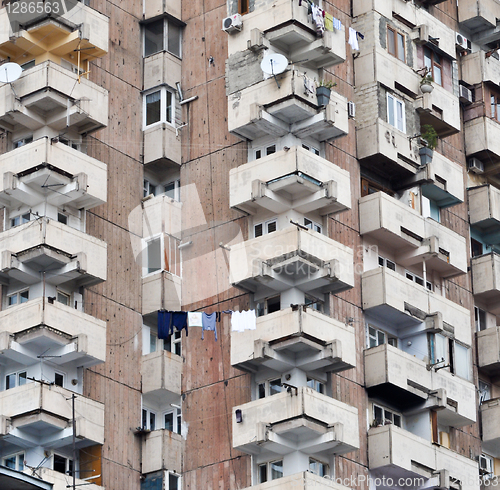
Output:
[
  {"xmin": 141, "ymin": 349, "xmax": 182, "ymax": 400},
  {"xmin": 142, "ymin": 428, "xmax": 183, "ymax": 475},
  {"xmin": 477, "ymin": 326, "xmax": 500, "ymax": 376},
  {"xmin": 481, "ymin": 398, "xmax": 500, "ymax": 458}
]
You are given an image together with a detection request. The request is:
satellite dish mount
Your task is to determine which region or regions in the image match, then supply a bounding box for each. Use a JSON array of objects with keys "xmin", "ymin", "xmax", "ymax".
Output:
[{"xmin": 260, "ymin": 53, "xmax": 289, "ymax": 89}]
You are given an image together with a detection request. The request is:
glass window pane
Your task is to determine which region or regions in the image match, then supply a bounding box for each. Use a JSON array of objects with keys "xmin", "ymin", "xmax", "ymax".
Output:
[
  {"xmin": 270, "ymin": 460, "xmax": 283, "ymax": 480},
  {"xmin": 266, "ymin": 145, "xmax": 276, "ymax": 156},
  {"xmin": 267, "ymin": 221, "xmax": 277, "ymax": 233},
  {"xmin": 168, "ymin": 474, "xmax": 179, "ymax": 490},
  {"xmin": 53, "ymin": 455, "xmax": 67, "ymax": 474},
  {"xmin": 20, "ymin": 290, "xmax": 29, "ymax": 303},
  {"xmin": 386, "ymin": 260, "xmax": 396, "ymax": 271},
  {"xmin": 18, "ymin": 454, "xmax": 24, "ymax": 471},
  {"xmin": 377, "ymin": 330, "xmax": 385, "ymax": 345},
  {"xmin": 259, "ymin": 464, "xmax": 267, "ymax": 483},
  {"xmin": 374, "ymin": 405, "xmax": 383, "ymax": 422},
  {"xmin": 4, "ymin": 456, "xmax": 16, "ymax": 469},
  {"xmin": 55, "ymin": 373, "xmax": 64, "ymax": 387},
  {"xmin": 393, "ymin": 414, "xmax": 401, "ymax": 427},
  {"xmin": 455, "ymin": 344, "xmax": 469, "ymax": 379},
  {"xmin": 269, "ymin": 379, "xmax": 282, "ymax": 396},
  {"xmin": 434, "ymin": 65, "xmax": 442, "ymax": 86},
  {"xmin": 6, "ymin": 373, "xmax": 15, "ymax": 390},
  {"xmin": 150, "ymin": 333, "xmax": 157, "ymax": 353},
  {"xmin": 387, "ymin": 95, "xmax": 395, "ymax": 127},
  {"xmin": 424, "ymin": 47, "xmax": 432, "ymax": 69},
  {"xmin": 396, "ymin": 100, "xmax": 404, "ymax": 132},
  {"xmin": 387, "ymin": 29, "xmax": 395, "ymax": 56},
  {"xmin": 142, "ymin": 409, "xmax": 147, "ymax": 429},
  {"xmin": 164, "ymin": 412, "xmax": 174, "ymax": 431},
  {"xmin": 254, "ymin": 223, "xmax": 263, "ymax": 237},
  {"xmin": 166, "ymin": 91, "xmax": 173, "ymax": 123},
  {"xmin": 165, "ymin": 182, "xmax": 176, "ymax": 199},
  {"xmin": 146, "ymin": 91, "xmax": 161, "ymax": 126},
  {"xmin": 168, "ymin": 23, "xmax": 181, "ymax": 57},
  {"xmin": 150, "ymin": 412, "xmax": 156, "ymax": 431},
  {"xmin": 147, "ymin": 238, "xmax": 161, "ymax": 273},
  {"xmin": 8, "ymin": 295, "xmax": 17, "ymax": 306},
  {"xmin": 18, "ymin": 372, "xmax": 27, "ymax": 386},
  {"xmin": 492, "ymin": 96, "xmax": 496, "ymax": 119},
  {"xmin": 258, "ymin": 383, "xmax": 266, "ymax": 399},
  {"xmin": 397, "ymin": 33, "xmax": 405, "ymax": 62},
  {"xmin": 145, "ymin": 20, "xmax": 164, "ymax": 56}
]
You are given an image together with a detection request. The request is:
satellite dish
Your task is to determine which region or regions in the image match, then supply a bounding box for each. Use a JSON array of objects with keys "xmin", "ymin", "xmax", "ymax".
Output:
[
  {"xmin": 260, "ymin": 54, "xmax": 289, "ymax": 76},
  {"xmin": 0, "ymin": 62, "xmax": 22, "ymax": 83}
]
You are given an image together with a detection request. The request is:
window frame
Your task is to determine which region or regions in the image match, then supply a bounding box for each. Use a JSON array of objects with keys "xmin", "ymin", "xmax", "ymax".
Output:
[
  {"xmin": 301, "ymin": 143, "xmax": 321, "ymax": 156},
  {"xmin": 143, "ymin": 17, "xmax": 182, "ymax": 59},
  {"xmin": 373, "ymin": 403, "xmax": 402, "ymax": 427},
  {"xmin": 309, "ymin": 457, "xmax": 328, "ymax": 477},
  {"xmin": 254, "ymin": 218, "xmax": 277, "ymax": 238},
  {"xmin": 378, "ymin": 256, "xmax": 396, "ymax": 271},
  {"xmin": 53, "ymin": 453, "xmax": 73, "ymax": 476},
  {"xmin": 144, "ymin": 235, "xmax": 163, "ymax": 275},
  {"xmin": 304, "ymin": 217, "xmax": 322, "ymax": 233},
  {"xmin": 475, "ymin": 306, "xmax": 487, "ymax": 332},
  {"xmin": 163, "ymin": 406, "xmax": 182, "ymax": 434},
  {"xmin": 5, "ymin": 370, "xmax": 27, "ymax": 390},
  {"xmin": 306, "ymin": 377, "xmax": 325, "ymax": 394},
  {"xmin": 10, "ymin": 212, "xmax": 30, "ymax": 228},
  {"xmin": 255, "ymin": 294, "xmax": 280, "ymax": 317},
  {"xmin": 164, "ymin": 178, "xmax": 181, "ymax": 201},
  {"xmin": 238, "ymin": 0, "xmax": 249, "ymax": 15},
  {"xmin": 143, "ymin": 87, "xmax": 175, "ymax": 129},
  {"xmin": 254, "ymin": 143, "xmax": 277, "ymax": 160},
  {"xmin": 424, "ymin": 46, "xmax": 442, "ymax": 87},
  {"xmin": 387, "ymin": 93, "xmax": 406, "ymax": 133},
  {"xmin": 167, "ymin": 472, "xmax": 181, "ymax": 490},
  {"xmin": 387, "ymin": 26, "xmax": 406, "ymax": 63},
  {"xmin": 258, "ymin": 459, "xmax": 284, "ymax": 483},
  {"xmin": 7, "ymin": 288, "xmax": 29, "ymax": 307},
  {"xmin": 142, "ymin": 407, "xmax": 157, "ymax": 431},
  {"xmin": 3, "ymin": 452, "xmax": 25, "ymax": 471},
  {"xmin": 257, "ymin": 377, "xmax": 283, "ymax": 399},
  {"xmin": 405, "ymin": 270, "xmax": 432, "ymax": 291}
]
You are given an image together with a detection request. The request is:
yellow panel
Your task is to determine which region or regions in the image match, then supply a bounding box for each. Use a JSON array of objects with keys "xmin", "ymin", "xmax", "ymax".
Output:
[{"xmin": 79, "ymin": 445, "xmax": 102, "ymax": 486}]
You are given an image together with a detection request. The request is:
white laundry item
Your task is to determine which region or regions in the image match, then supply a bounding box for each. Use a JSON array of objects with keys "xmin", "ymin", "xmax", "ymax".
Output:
[
  {"xmin": 311, "ymin": 4, "xmax": 325, "ymax": 36},
  {"xmin": 188, "ymin": 312, "xmax": 203, "ymax": 327},
  {"xmin": 348, "ymin": 27, "xmax": 359, "ymax": 51}
]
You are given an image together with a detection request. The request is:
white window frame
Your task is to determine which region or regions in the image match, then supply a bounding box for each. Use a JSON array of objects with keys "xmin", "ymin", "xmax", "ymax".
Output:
[
  {"xmin": 257, "ymin": 378, "xmax": 283, "ymax": 399},
  {"xmin": 304, "ymin": 217, "xmax": 322, "ymax": 233},
  {"xmin": 52, "ymin": 453, "xmax": 73, "ymax": 476},
  {"xmin": 3, "ymin": 452, "xmax": 25, "ymax": 471},
  {"xmin": 309, "ymin": 457, "xmax": 328, "ymax": 477},
  {"xmin": 258, "ymin": 459, "xmax": 284, "ymax": 483},
  {"xmin": 254, "ymin": 143, "xmax": 277, "ymax": 160},
  {"xmin": 479, "ymin": 380, "xmax": 491, "ymax": 404},
  {"xmin": 7, "ymin": 288, "xmax": 29, "ymax": 307},
  {"xmin": 387, "ymin": 93, "xmax": 406, "ymax": 133},
  {"xmin": 13, "ymin": 135, "xmax": 33, "ymax": 149},
  {"xmin": 10, "ymin": 212, "xmax": 30, "ymax": 228},
  {"xmin": 378, "ymin": 256, "xmax": 396, "ymax": 271},
  {"xmin": 475, "ymin": 306, "xmax": 487, "ymax": 332},
  {"xmin": 301, "ymin": 143, "xmax": 321, "ymax": 156},
  {"xmin": 142, "ymin": 407, "xmax": 157, "ymax": 431},
  {"xmin": 144, "ymin": 178, "xmax": 157, "ymax": 197},
  {"xmin": 254, "ymin": 218, "xmax": 277, "ymax": 238},
  {"xmin": 143, "ymin": 18, "xmax": 182, "ymax": 58},
  {"xmin": 143, "ymin": 87, "xmax": 175, "ymax": 129},
  {"xmin": 164, "ymin": 179, "xmax": 181, "ymax": 201},
  {"xmin": 54, "ymin": 371, "xmax": 65, "ymax": 388},
  {"xmin": 163, "ymin": 406, "xmax": 182, "ymax": 434},
  {"xmin": 306, "ymin": 377, "xmax": 325, "ymax": 394},
  {"xmin": 5, "ymin": 370, "xmax": 27, "ymax": 390},
  {"xmin": 479, "ymin": 454, "xmax": 494, "ymax": 478},
  {"xmin": 56, "ymin": 290, "xmax": 71, "ymax": 306},
  {"xmin": 305, "ymin": 294, "xmax": 323, "ymax": 312},
  {"xmin": 164, "ymin": 329, "xmax": 182, "ymax": 356},
  {"xmin": 405, "ymin": 270, "xmax": 432, "ymax": 291},
  {"xmin": 255, "ymin": 294, "xmax": 280, "ymax": 317},
  {"xmin": 167, "ymin": 472, "xmax": 181, "ymax": 490},
  {"xmin": 367, "ymin": 324, "xmax": 385, "ymax": 348},
  {"xmin": 144, "ymin": 235, "xmax": 163, "ymax": 275},
  {"xmin": 373, "ymin": 404, "xmax": 402, "ymax": 427}
]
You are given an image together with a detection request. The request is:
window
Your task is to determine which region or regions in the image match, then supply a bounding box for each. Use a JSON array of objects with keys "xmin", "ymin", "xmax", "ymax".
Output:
[
  {"xmin": 10, "ymin": 213, "xmax": 30, "ymax": 228},
  {"xmin": 307, "ymin": 377, "xmax": 325, "ymax": 394},
  {"xmin": 3, "ymin": 452, "xmax": 24, "ymax": 471},
  {"xmin": 53, "ymin": 454, "xmax": 73, "ymax": 476},
  {"xmin": 164, "ymin": 407, "xmax": 182, "ymax": 434},
  {"xmin": 149, "ymin": 332, "xmax": 157, "ymax": 353},
  {"xmin": 164, "ymin": 179, "xmax": 181, "ymax": 201},
  {"xmin": 373, "ymin": 404, "xmax": 402, "ymax": 427},
  {"xmin": 309, "ymin": 458, "xmax": 328, "ymax": 477},
  {"xmin": 238, "ymin": 0, "xmax": 249, "ymax": 14},
  {"xmin": 475, "ymin": 306, "xmax": 487, "ymax": 332},
  {"xmin": 57, "ymin": 291, "xmax": 70, "ymax": 306},
  {"xmin": 454, "ymin": 343, "xmax": 469, "ymax": 380},
  {"xmin": 429, "ymin": 334, "xmax": 470, "ymax": 380},
  {"xmin": 471, "ymin": 238, "xmax": 484, "ymax": 258},
  {"xmin": 143, "ymin": 88, "xmax": 174, "ymax": 128},
  {"xmin": 491, "ymin": 94, "xmax": 500, "ymax": 122},
  {"xmin": 20, "ymin": 60, "xmax": 35, "ymax": 71},
  {"xmin": 144, "ymin": 179, "xmax": 157, "ymax": 197},
  {"xmin": 479, "ymin": 380, "xmax": 491, "ymax": 404},
  {"xmin": 146, "ymin": 237, "xmax": 162, "ymax": 274},
  {"xmin": 164, "ymin": 330, "xmax": 182, "ymax": 356},
  {"xmin": 387, "ymin": 93, "xmax": 406, "ymax": 132},
  {"xmin": 5, "ymin": 370, "xmax": 27, "ymax": 390},
  {"xmin": 255, "ymin": 144, "xmax": 276, "ymax": 160},
  {"xmin": 168, "ymin": 473, "xmax": 180, "ymax": 490},
  {"xmin": 256, "ymin": 295, "xmax": 280, "ymax": 317},
  {"xmin": 142, "ymin": 408, "xmax": 156, "ymax": 431},
  {"xmin": 54, "ymin": 372, "xmax": 64, "ymax": 387},
  {"xmin": 361, "ymin": 178, "xmax": 394, "ymax": 198},
  {"xmin": 302, "ymin": 143, "xmax": 320, "ymax": 156},
  {"xmin": 424, "ymin": 47, "xmax": 442, "ymax": 86},
  {"xmin": 144, "ymin": 18, "xmax": 182, "ymax": 58},
  {"xmin": 378, "ymin": 256, "xmax": 396, "ymax": 271},
  {"xmin": 367, "ymin": 325, "xmax": 385, "ymax": 348},
  {"xmin": 405, "ymin": 271, "xmax": 432, "ymax": 291},
  {"xmin": 258, "ymin": 378, "xmax": 282, "ymax": 399},
  {"xmin": 422, "ymin": 196, "xmax": 440, "ymax": 222},
  {"xmin": 8, "ymin": 289, "xmax": 29, "ymax": 306},
  {"xmin": 57, "ymin": 212, "xmax": 68, "ymax": 225},
  {"xmin": 304, "ymin": 218, "xmax": 322, "ymax": 233},
  {"xmin": 13, "ymin": 135, "xmax": 33, "ymax": 149},
  {"xmin": 258, "ymin": 460, "xmax": 283, "ymax": 483},
  {"xmin": 387, "ymin": 27, "xmax": 405, "ymax": 62},
  {"xmin": 254, "ymin": 219, "xmax": 277, "ymax": 238},
  {"xmin": 479, "ymin": 454, "xmax": 494, "ymax": 477},
  {"xmin": 305, "ymin": 295, "xmax": 323, "ymax": 312}
]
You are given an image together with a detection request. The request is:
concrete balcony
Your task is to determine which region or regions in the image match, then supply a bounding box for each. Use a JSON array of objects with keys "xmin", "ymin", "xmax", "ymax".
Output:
[
  {"xmin": 144, "ymin": 50, "xmax": 182, "ymax": 93},
  {"xmin": 144, "ymin": 0, "xmax": 182, "ymax": 21},
  {"xmin": 481, "ymin": 398, "xmax": 500, "ymax": 458},
  {"xmin": 0, "ymin": 217, "xmax": 107, "ymax": 288},
  {"xmin": 229, "ymin": 227, "xmax": 354, "ymax": 297},
  {"xmin": 229, "ymin": 146, "xmax": 351, "ymax": 216},
  {"xmin": 0, "ymin": 297, "xmax": 106, "ymax": 368},
  {"xmin": 415, "ymin": 85, "xmax": 461, "ymax": 138},
  {"xmin": 359, "ymin": 192, "xmax": 467, "ymax": 278},
  {"xmin": 458, "ymin": 0, "xmax": 500, "ymax": 33},
  {"xmin": 365, "ymin": 344, "xmax": 476, "ymax": 426},
  {"xmin": 362, "ymin": 267, "xmax": 472, "ymax": 346},
  {"xmin": 142, "ymin": 271, "xmax": 181, "ymax": 316},
  {"xmin": 368, "ymin": 425, "xmax": 479, "ymax": 489},
  {"xmin": 0, "ymin": 2, "xmax": 109, "ymax": 61},
  {"xmin": 142, "ymin": 429, "xmax": 183, "ymax": 474},
  {"xmin": 143, "ymin": 194, "xmax": 182, "ymax": 240},
  {"xmin": 465, "ymin": 117, "xmax": 500, "ymax": 168},
  {"xmin": 356, "ymin": 118, "xmax": 420, "ymax": 177},
  {"xmin": 227, "ymin": 0, "xmax": 345, "ymax": 70},
  {"xmin": 231, "ymin": 306, "xmax": 356, "ymax": 374},
  {"xmin": 141, "ymin": 350, "xmax": 182, "ymax": 404},
  {"xmin": 477, "ymin": 327, "xmax": 500, "ymax": 376},
  {"xmin": 144, "ymin": 123, "xmax": 181, "ymax": 167},
  {"xmin": 228, "ymin": 70, "xmax": 348, "ymax": 142},
  {"xmin": 461, "ymin": 50, "xmax": 500, "ymax": 87},
  {"xmin": 0, "ymin": 137, "xmax": 106, "ymax": 209},
  {"xmin": 233, "ymin": 387, "xmax": 359, "ymax": 457},
  {"xmin": 0, "ymin": 383, "xmax": 104, "ymax": 448},
  {"xmin": 237, "ymin": 472, "xmax": 353, "ymax": 490},
  {"xmin": 38, "ymin": 468, "xmax": 104, "ymax": 490},
  {"xmin": 402, "ymin": 151, "xmax": 464, "ymax": 208},
  {"xmin": 471, "ymin": 253, "xmax": 500, "ymax": 314},
  {"xmin": 469, "ymin": 185, "xmax": 500, "ymax": 244},
  {"xmin": 0, "ymin": 61, "xmax": 108, "ymax": 134}
]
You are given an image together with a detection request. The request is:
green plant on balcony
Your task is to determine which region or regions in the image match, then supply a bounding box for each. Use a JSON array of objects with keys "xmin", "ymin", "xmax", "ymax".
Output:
[
  {"xmin": 419, "ymin": 124, "xmax": 438, "ymax": 164},
  {"xmin": 316, "ymin": 80, "xmax": 337, "ymax": 107},
  {"xmin": 420, "ymin": 74, "xmax": 434, "ymax": 94}
]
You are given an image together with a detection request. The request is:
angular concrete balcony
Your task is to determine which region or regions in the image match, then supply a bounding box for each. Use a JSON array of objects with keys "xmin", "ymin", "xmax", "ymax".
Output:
[
  {"xmin": 144, "ymin": 0, "xmax": 182, "ymax": 21},
  {"xmin": 143, "ymin": 194, "xmax": 182, "ymax": 240},
  {"xmin": 0, "ymin": 61, "xmax": 108, "ymax": 134},
  {"xmin": 231, "ymin": 306, "xmax": 356, "ymax": 374},
  {"xmin": 228, "ymin": 70, "xmax": 348, "ymax": 142},
  {"xmin": 229, "ymin": 146, "xmax": 351, "ymax": 216},
  {"xmin": 141, "ymin": 350, "xmax": 182, "ymax": 405},
  {"xmin": 461, "ymin": 50, "xmax": 500, "ymax": 87},
  {"xmin": 415, "ymin": 85, "xmax": 461, "ymax": 138},
  {"xmin": 0, "ymin": 297, "xmax": 106, "ymax": 368},
  {"xmin": 0, "ymin": 217, "xmax": 107, "ymax": 288},
  {"xmin": 481, "ymin": 398, "xmax": 500, "ymax": 458},
  {"xmin": 144, "ymin": 50, "xmax": 182, "ymax": 93},
  {"xmin": 368, "ymin": 425, "xmax": 480, "ymax": 489},
  {"xmin": 402, "ymin": 151, "xmax": 464, "ymax": 208},
  {"xmin": 227, "ymin": 0, "xmax": 346, "ymax": 70},
  {"xmin": 237, "ymin": 472, "xmax": 353, "ymax": 490},
  {"xmin": 233, "ymin": 387, "xmax": 359, "ymax": 457},
  {"xmin": 362, "ymin": 267, "xmax": 472, "ymax": 345},
  {"xmin": 0, "ymin": 137, "xmax": 106, "ymax": 209},
  {"xmin": 477, "ymin": 327, "xmax": 500, "ymax": 376},
  {"xmin": 359, "ymin": 192, "xmax": 467, "ymax": 278},
  {"xmin": 469, "ymin": 185, "xmax": 500, "ymax": 244},
  {"xmin": 464, "ymin": 117, "xmax": 500, "ymax": 166},
  {"xmin": 0, "ymin": 383, "xmax": 104, "ymax": 448},
  {"xmin": 229, "ymin": 227, "xmax": 354, "ymax": 297},
  {"xmin": 0, "ymin": 2, "xmax": 109, "ymax": 61},
  {"xmin": 142, "ymin": 429, "xmax": 183, "ymax": 474},
  {"xmin": 38, "ymin": 468, "xmax": 104, "ymax": 490},
  {"xmin": 144, "ymin": 123, "xmax": 181, "ymax": 167},
  {"xmin": 458, "ymin": 0, "xmax": 499, "ymax": 33},
  {"xmin": 142, "ymin": 271, "xmax": 181, "ymax": 316},
  {"xmin": 356, "ymin": 118, "xmax": 420, "ymax": 177},
  {"xmin": 365, "ymin": 344, "xmax": 476, "ymax": 426},
  {"xmin": 471, "ymin": 253, "xmax": 500, "ymax": 314}
]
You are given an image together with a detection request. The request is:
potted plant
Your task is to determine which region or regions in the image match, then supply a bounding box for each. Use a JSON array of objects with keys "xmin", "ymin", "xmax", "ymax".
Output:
[
  {"xmin": 316, "ymin": 80, "xmax": 337, "ymax": 107},
  {"xmin": 419, "ymin": 124, "xmax": 438, "ymax": 164},
  {"xmin": 420, "ymin": 74, "xmax": 434, "ymax": 93}
]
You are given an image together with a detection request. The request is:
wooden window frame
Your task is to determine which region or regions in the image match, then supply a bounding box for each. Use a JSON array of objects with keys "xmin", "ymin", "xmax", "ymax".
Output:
[
  {"xmin": 424, "ymin": 47, "xmax": 442, "ymax": 86},
  {"xmin": 387, "ymin": 26, "xmax": 406, "ymax": 63},
  {"xmin": 238, "ymin": 0, "xmax": 249, "ymax": 15}
]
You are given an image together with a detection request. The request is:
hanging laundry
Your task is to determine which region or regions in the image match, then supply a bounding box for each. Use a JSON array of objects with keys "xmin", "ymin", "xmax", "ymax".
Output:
[
  {"xmin": 188, "ymin": 312, "xmax": 203, "ymax": 327},
  {"xmin": 324, "ymin": 13, "xmax": 334, "ymax": 32},
  {"xmin": 172, "ymin": 311, "xmax": 188, "ymax": 336},
  {"xmin": 242, "ymin": 310, "xmax": 257, "ymax": 330},
  {"xmin": 303, "ymin": 74, "xmax": 316, "ymax": 95},
  {"xmin": 158, "ymin": 310, "xmax": 171, "ymax": 339},
  {"xmin": 311, "ymin": 4, "xmax": 325, "ymax": 36},
  {"xmin": 332, "ymin": 16, "xmax": 342, "ymax": 31},
  {"xmin": 231, "ymin": 310, "xmax": 257, "ymax": 332},
  {"xmin": 202, "ymin": 312, "xmax": 217, "ymax": 341},
  {"xmin": 348, "ymin": 27, "xmax": 359, "ymax": 51}
]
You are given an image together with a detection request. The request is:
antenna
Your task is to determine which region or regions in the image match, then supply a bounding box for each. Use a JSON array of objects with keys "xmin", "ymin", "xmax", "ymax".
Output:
[
  {"xmin": 260, "ymin": 53, "xmax": 289, "ymax": 89},
  {"xmin": 0, "ymin": 62, "xmax": 22, "ymax": 84}
]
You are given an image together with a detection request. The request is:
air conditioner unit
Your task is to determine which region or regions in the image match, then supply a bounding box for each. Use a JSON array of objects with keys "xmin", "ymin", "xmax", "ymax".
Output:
[
  {"xmin": 459, "ymin": 85, "xmax": 473, "ymax": 104},
  {"xmin": 348, "ymin": 101, "xmax": 355, "ymax": 118},
  {"xmin": 222, "ymin": 14, "xmax": 243, "ymax": 33},
  {"xmin": 455, "ymin": 32, "xmax": 468, "ymax": 50},
  {"xmin": 479, "ymin": 455, "xmax": 493, "ymax": 475},
  {"xmin": 468, "ymin": 157, "xmax": 484, "ymax": 174},
  {"xmin": 414, "ymin": 24, "xmax": 429, "ymax": 44}
]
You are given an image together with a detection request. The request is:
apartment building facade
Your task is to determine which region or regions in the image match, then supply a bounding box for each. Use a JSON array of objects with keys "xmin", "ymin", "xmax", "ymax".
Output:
[{"xmin": 0, "ymin": 0, "xmax": 497, "ymax": 489}]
